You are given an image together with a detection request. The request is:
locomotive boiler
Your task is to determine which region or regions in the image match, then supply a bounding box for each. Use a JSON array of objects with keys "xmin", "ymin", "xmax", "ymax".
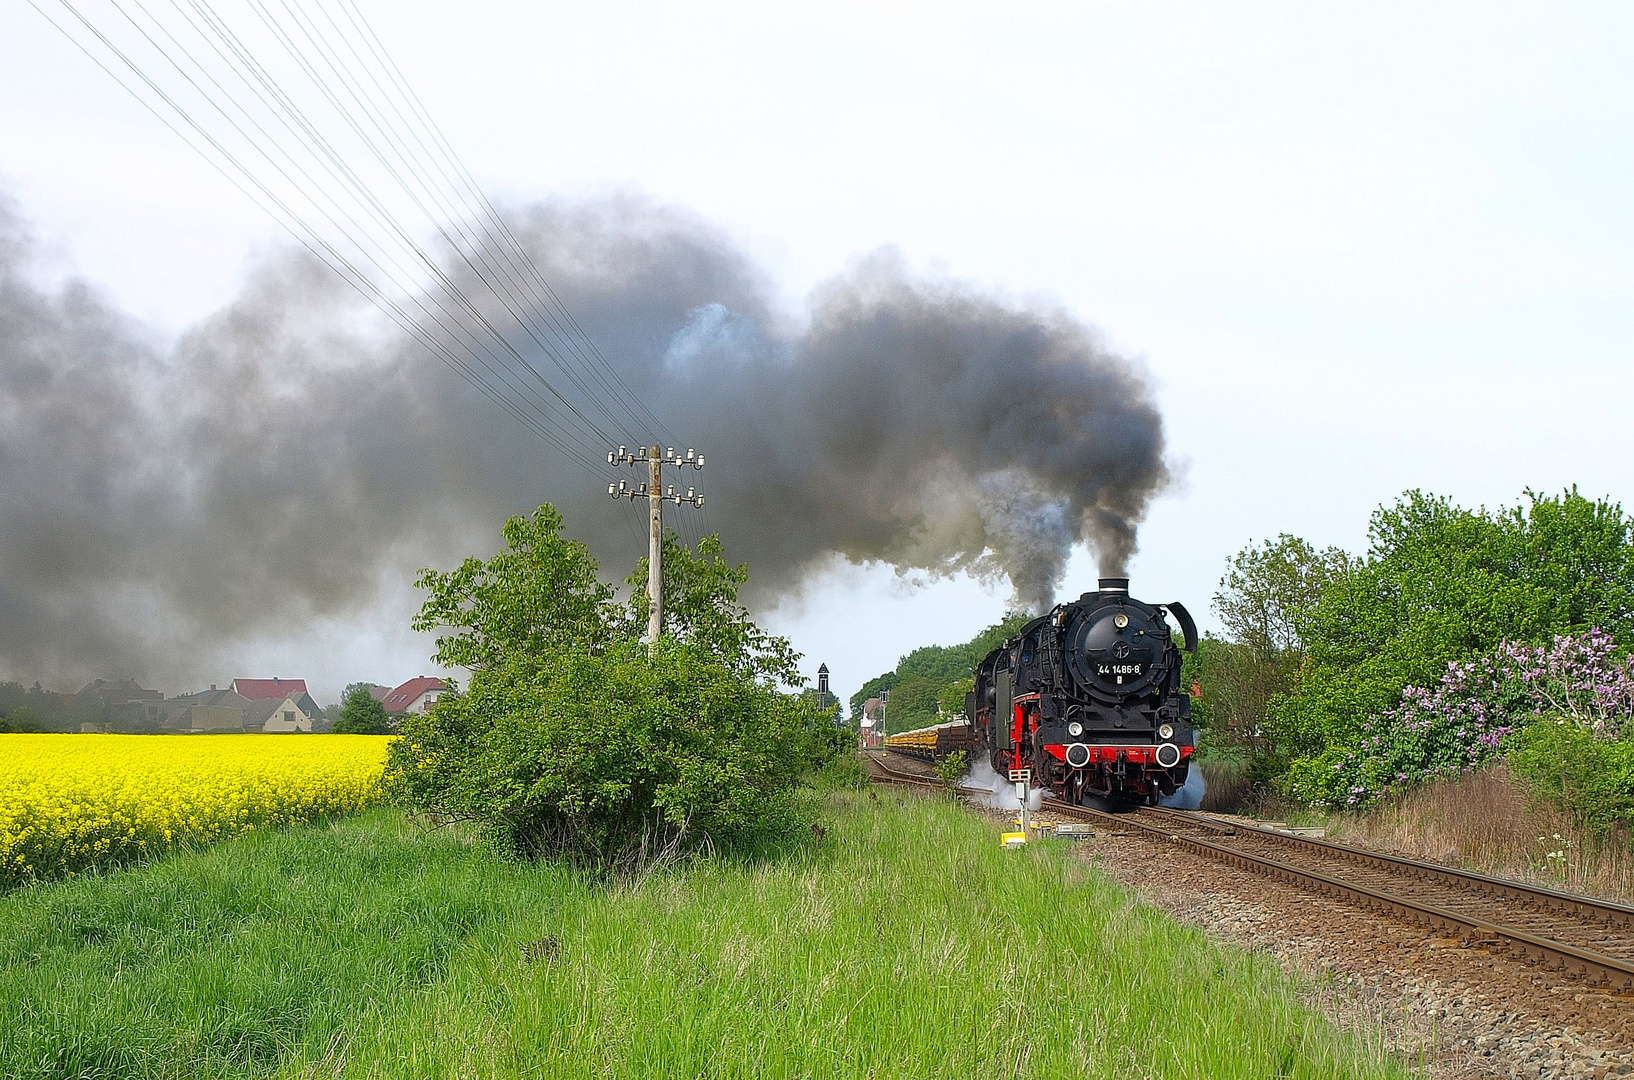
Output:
[{"xmin": 967, "ymin": 578, "xmax": 1199, "ymax": 805}]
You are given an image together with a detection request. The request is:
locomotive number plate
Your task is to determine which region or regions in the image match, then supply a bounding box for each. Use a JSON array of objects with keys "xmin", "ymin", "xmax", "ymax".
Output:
[{"xmin": 1098, "ymin": 664, "xmax": 1142, "ymax": 676}]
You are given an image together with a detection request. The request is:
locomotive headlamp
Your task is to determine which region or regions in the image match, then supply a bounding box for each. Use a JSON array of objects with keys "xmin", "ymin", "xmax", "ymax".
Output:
[
  {"xmin": 1067, "ymin": 721, "xmax": 1083, "ymax": 737},
  {"xmin": 1158, "ymin": 723, "xmax": 1175, "ymax": 740},
  {"xmin": 1114, "ymin": 613, "xmax": 1129, "ymax": 628}
]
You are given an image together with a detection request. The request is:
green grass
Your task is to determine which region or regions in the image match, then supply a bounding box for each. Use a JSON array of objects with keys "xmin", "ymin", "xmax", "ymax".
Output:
[{"xmin": 0, "ymin": 792, "xmax": 1407, "ymax": 1079}]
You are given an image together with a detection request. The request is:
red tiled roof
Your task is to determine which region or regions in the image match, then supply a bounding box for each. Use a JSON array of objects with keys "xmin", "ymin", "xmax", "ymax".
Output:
[
  {"xmin": 231, "ymin": 678, "xmax": 308, "ymax": 701},
  {"xmin": 382, "ymin": 676, "xmax": 447, "ymax": 713}
]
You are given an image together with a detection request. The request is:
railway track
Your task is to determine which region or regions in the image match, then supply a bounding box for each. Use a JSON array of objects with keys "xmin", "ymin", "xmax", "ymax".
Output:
[
  {"xmin": 862, "ymin": 752, "xmax": 945, "ymax": 791},
  {"xmin": 1049, "ymin": 798, "xmax": 1634, "ymax": 990},
  {"xmin": 863, "ymin": 750, "xmax": 1634, "ymax": 989},
  {"xmin": 862, "ymin": 748, "xmax": 1634, "ymax": 986}
]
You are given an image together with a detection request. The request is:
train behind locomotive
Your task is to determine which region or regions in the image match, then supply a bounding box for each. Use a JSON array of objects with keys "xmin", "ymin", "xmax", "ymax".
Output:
[{"xmin": 964, "ymin": 577, "xmax": 1199, "ymax": 805}]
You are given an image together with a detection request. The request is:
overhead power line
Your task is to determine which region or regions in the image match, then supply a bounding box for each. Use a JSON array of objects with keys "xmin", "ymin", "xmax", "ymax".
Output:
[{"xmin": 27, "ymin": 0, "xmax": 709, "ymax": 526}]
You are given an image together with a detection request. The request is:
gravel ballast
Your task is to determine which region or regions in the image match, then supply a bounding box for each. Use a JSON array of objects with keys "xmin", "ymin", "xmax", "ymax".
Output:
[{"xmin": 1075, "ymin": 826, "xmax": 1634, "ymax": 1080}]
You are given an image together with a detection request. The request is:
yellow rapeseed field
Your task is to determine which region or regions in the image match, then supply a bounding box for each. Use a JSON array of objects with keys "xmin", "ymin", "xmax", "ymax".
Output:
[{"xmin": 0, "ymin": 733, "xmax": 391, "ymax": 887}]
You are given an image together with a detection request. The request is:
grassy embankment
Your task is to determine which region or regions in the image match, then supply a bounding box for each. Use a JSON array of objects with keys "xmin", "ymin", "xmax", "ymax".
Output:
[
  {"xmin": 0, "ymin": 789, "xmax": 1408, "ymax": 1079},
  {"xmin": 1328, "ymin": 765, "xmax": 1634, "ymax": 902},
  {"xmin": 1192, "ymin": 753, "xmax": 1634, "ymax": 901}
]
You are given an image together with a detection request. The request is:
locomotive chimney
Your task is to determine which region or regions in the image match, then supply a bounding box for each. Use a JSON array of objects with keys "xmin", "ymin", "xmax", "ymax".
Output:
[{"xmin": 1098, "ymin": 577, "xmax": 1130, "ymax": 593}]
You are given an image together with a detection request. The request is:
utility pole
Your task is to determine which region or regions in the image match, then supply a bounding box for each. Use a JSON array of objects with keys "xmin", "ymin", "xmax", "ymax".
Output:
[{"xmin": 609, "ymin": 445, "xmax": 704, "ymax": 652}]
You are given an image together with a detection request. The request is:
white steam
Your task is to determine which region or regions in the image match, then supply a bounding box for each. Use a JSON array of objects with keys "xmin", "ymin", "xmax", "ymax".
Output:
[
  {"xmin": 961, "ymin": 757, "xmax": 1044, "ymax": 811},
  {"xmin": 1158, "ymin": 767, "xmax": 1207, "ymax": 810}
]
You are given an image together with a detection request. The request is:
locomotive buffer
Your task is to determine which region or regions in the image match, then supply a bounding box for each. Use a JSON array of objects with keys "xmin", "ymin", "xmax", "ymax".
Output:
[{"xmin": 609, "ymin": 445, "xmax": 704, "ymax": 650}]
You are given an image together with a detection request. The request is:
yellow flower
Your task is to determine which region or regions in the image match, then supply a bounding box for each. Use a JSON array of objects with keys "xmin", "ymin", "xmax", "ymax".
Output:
[{"xmin": 0, "ymin": 733, "xmax": 391, "ymax": 886}]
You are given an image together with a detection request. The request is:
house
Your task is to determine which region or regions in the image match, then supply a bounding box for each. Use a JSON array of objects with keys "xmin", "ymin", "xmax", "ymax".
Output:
[
  {"xmin": 381, "ymin": 676, "xmax": 447, "ymax": 715},
  {"xmin": 231, "ymin": 677, "xmax": 308, "ymax": 702},
  {"xmin": 106, "ymin": 699, "xmax": 167, "ymax": 732},
  {"xmin": 365, "ymin": 684, "xmax": 392, "ymax": 702},
  {"xmin": 251, "ymin": 693, "xmax": 323, "ymax": 733},
  {"xmin": 75, "ymin": 678, "xmax": 163, "ymax": 708},
  {"xmin": 858, "ymin": 696, "xmax": 886, "ymax": 749},
  {"xmin": 231, "ymin": 678, "xmax": 324, "ymax": 733},
  {"xmin": 163, "ymin": 687, "xmax": 252, "ymax": 733},
  {"xmin": 74, "ymin": 679, "xmax": 166, "ymax": 733}
]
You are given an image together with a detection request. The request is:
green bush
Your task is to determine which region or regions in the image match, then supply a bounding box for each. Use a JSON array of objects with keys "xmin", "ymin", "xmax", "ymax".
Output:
[
  {"xmin": 387, "ymin": 640, "xmax": 835, "ymax": 864},
  {"xmin": 812, "ymin": 753, "xmax": 870, "ymax": 792},
  {"xmin": 333, "ymin": 684, "xmax": 392, "ymax": 734},
  {"xmin": 934, "ymin": 749, "xmax": 969, "ymax": 791},
  {"xmin": 386, "ymin": 505, "xmax": 845, "ymax": 868},
  {"xmin": 1508, "ymin": 718, "xmax": 1634, "ymax": 836},
  {"xmin": 1269, "ymin": 488, "xmax": 1634, "ymax": 785}
]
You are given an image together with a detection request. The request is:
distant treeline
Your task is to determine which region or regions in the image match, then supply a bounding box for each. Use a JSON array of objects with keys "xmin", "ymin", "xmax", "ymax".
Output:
[
  {"xmin": 850, "ymin": 613, "xmax": 1031, "ymax": 735},
  {"xmin": 0, "ymin": 682, "xmax": 81, "ymax": 732}
]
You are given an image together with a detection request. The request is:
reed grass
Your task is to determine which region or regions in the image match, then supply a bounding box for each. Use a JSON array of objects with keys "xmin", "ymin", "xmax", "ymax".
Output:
[
  {"xmin": 1198, "ymin": 755, "xmax": 1253, "ymax": 813},
  {"xmin": 1327, "ymin": 765, "xmax": 1634, "ymax": 902}
]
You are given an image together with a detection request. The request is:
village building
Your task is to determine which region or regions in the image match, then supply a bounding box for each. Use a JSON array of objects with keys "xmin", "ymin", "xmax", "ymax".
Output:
[
  {"xmin": 231, "ymin": 678, "xmax": 325, "ymax": 733},
  {"xmin": 859, "ymin": 695, "xmax": 886, "ymax": 748},
  {"xmin": 381, "ymin": 676, "xmax": 448, "ymax": 715},
  {"xmin": 75, "ymin": 678, "xmax": 163, "ymax": 708},
  {"xmin": 231, "ymin": 677, "xmax": 307, "ymax": 702},
  {"xmin": 250, "ymin": 692, "xmax": 324, "ymax": 733},
  {"xmin": 163, "ymin": 686, "xmax": 253, "ymax": 733},
  {"xmin": 73, "ymin": 679, "xmax": 165, "ymax": 733}
]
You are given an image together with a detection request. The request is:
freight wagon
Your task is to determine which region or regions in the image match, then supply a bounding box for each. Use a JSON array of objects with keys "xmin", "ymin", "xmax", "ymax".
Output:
[{"xmin": 881, "ymin": 719, "xmax": 976, "ymax": 763}]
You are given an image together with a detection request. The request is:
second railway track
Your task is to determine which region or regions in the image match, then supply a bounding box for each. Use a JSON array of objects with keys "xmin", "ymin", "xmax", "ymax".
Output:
[
  {"xmin": 864, "ymin": 749, "xmax": 1634, "ymax": 991},
  {"xmin": 1052, "ymin": 798, "xmax": 1634, "ymax": 990}
]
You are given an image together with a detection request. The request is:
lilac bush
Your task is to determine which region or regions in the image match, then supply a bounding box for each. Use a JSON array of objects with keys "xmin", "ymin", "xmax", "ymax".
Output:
[
  {"xmin": 1502, "ymin": 629, "xmax": 1634, "ymax": 740},
  {"xmin": 1293, "ymin": 630, "xmax": 1634, "ymax": 807}
]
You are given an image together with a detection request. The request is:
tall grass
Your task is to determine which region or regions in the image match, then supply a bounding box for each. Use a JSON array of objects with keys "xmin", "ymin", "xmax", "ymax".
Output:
[
  {"xmin": 1328, "ymin": 764, "xmax": 1634, "ymax": 901},
  {"xmin": 0, "ymin": 793, "xmax": 1409, "ymax": 1079},
  {"xmin": 1198, "ymin": 755, "xmax": 1253, "ymax": 813}
]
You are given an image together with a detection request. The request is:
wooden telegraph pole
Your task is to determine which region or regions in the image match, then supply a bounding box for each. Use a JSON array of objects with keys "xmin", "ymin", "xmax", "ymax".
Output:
[{"xmin": 609, "ymin": 445, "xmax": 704, "ymax": 653}]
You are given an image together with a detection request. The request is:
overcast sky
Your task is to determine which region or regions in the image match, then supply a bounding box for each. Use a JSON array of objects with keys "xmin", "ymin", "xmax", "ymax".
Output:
[{"xmin": 2, "ymin": 1, "xmax": 1631, "ymax": 704}]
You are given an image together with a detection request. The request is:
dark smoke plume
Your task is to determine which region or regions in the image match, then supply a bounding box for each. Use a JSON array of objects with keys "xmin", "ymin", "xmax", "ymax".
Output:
[{"xmin": 0, "ymin": 192, "xmax": 1167, "ymax": 689}]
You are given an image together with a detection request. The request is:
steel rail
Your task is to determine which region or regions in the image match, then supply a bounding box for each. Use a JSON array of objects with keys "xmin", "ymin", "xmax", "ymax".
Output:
[
  {"xmin": 861, "ymin": 753, "xmax": 944, "ymax": 791},
  {"xmin": 1139, "ymin": 806, "xmax": 1634, "ymax": 930},
  {"xmin": 1048, "ymin": 799, "xmax": 1634, "ymax": 990},
  {"xmin": 861, "ymin": 751, "xmax": 1634, "ymax": 986}
]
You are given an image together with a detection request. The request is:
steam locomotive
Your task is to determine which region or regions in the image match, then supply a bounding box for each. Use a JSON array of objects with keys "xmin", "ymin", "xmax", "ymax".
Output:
[{"xmin": 967, "ymin": 577, "xmax": 1198, "ymax": 805}]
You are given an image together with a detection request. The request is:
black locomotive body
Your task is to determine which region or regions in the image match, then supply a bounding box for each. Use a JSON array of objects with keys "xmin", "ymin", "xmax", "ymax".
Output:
[{"xmin": 967, "ymin": 578, "xmax": 1199, "ymax": 805}]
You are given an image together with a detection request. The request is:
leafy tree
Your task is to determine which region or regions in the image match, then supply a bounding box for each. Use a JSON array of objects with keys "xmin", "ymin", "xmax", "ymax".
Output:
[
  {"xmin": 1267, "ymin": 488, "xmax": 1634, "ymax": 796},
  {"xmin": 849, "ymin": 672, "xmax": 897, "ymax": 721},
  {"xmin": 411, "ymin": 505, "xmax": 616, "ymax": 672},
  {"xmin": 1182, "ymin": 637, "xmax": 1258, "ymax": 734},
  {"xmin": 387, "ymin": 505, "xmax": 844, "ymax": 868},
  {"xmin": 850, "ymin": 611, "xmax": 1031, "ymax": 727},
  {"xmin": 387, "ymin": 639, "xmax": 836, "ymax": 866},
  {"xmin": 1195, "ymin": 536, "xmax": 1350, "ymax": 754},
  {"xmin": 333, "ymin": 684, "xmax": 392, "ymax": 734},
  {"xmin": 0, "ymin": 681, "xmax": 67, "ymax": 731},
  {"xmin": 623, "ymin": 531, "xmax": 800, "ymax": 685},
  {"xmin": 1215, "ymin": 535, "xmax": 1352, "ymax": 657}
]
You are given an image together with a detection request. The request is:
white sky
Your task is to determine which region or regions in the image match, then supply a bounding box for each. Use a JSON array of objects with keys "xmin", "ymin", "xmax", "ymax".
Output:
[{"xmin": 2, "ymin": 1, "xmax": 1631, "ymax": 704}]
